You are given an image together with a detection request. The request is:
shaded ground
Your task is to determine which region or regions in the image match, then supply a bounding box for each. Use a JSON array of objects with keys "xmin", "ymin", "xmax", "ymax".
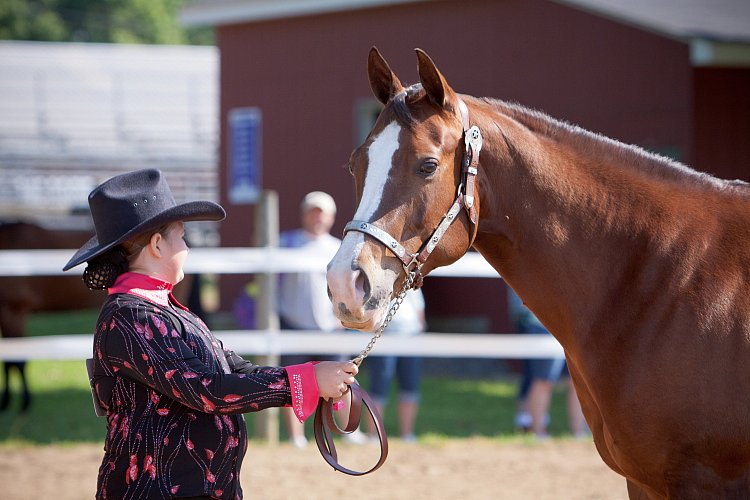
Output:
[{"xmin": 0, "ymin": 438, "xmax": 627, "ymax": 499}]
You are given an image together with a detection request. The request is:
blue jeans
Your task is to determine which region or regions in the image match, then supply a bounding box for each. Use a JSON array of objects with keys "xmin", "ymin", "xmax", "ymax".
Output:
[
  {"xmin": 366, "ymin": 355, "xmax": 422, "ymax": 404},
  {"xmin": 517, "ymin": 323, "xmax": 567, "ymax": 400}
]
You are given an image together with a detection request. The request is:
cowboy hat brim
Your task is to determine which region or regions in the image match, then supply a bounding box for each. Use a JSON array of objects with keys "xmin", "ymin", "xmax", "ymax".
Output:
[{"xmin": 63, "ymin": 200, "xmax": 225, "ymax": 271}]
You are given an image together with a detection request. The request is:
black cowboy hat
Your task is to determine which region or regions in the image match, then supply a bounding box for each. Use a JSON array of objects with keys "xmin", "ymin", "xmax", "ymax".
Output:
[{"xmin": 63, "ymin": 169, "xmax": 225, "ymax": 271}]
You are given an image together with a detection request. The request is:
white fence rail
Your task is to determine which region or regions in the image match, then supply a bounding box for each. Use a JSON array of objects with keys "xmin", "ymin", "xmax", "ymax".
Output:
[
  {"xmin": 0, "ymin": 248, "xmax": 564, "ymax": 361},
  {"xmin": 0, "ymin": 331, "xmax": 563, "ymax": 361},
  {"xmin": 0, "ymin": 247, "xmax": 498, "ymax": 277}
]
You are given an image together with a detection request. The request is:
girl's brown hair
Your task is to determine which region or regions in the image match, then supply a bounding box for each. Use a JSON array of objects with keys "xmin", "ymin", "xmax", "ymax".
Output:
[{"xmin": 82, "ymin": 223, "xmax": 173, "ymax": 290}]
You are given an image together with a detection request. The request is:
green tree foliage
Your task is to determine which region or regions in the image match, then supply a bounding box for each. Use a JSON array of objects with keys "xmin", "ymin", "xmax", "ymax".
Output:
[{"xmin": 0, "ymin": 0, "xmax": 213, "ymax": 45}]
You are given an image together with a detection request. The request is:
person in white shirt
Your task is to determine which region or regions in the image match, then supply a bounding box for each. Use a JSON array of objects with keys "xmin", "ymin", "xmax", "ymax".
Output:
[{"xmin": 277, "ymin": 191, "xmax": 344, "ymax": 447}]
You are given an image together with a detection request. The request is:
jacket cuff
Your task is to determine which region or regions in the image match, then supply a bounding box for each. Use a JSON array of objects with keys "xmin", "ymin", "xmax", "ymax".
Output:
[{"xmin": 285, "ymin": 362, "xmax": 320, "ymax": 422}]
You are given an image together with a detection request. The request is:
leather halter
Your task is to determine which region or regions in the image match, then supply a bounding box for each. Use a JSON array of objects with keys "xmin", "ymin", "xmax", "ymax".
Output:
[{"xmin": 343, "ymin": 97, "xmax": 482, "ymax": 289}]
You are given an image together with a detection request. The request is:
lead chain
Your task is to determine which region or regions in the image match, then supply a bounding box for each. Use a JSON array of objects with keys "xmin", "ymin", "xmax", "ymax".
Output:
[{"xmin": 352, "ymin": 270, "xmax": 416, "ymax": 366}]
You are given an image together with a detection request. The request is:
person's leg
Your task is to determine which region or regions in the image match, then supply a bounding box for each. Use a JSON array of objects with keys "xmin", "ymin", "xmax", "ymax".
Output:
[
  {"xmin": 527, "ymin": 357, "xmax": 565, "ymax": 437},
  {"xmin": 527, "ymin": 378, "xmax": 554, "ymax": 436},
  {"xmin": 565, "ymin": 377, "xmax": 589, "ymax": 437},
  {"xmin": 395, "ymin": 356, "xmax": 421, "ymax": 441},
  {"xmin": 515, "ymin": 359, "xmax": 533, "ymax": 431},
  {"xmin": 363, "ymin": 356, "xmax": 395, "ymax": 437},
  {"xmin": 283, "ymin": 408, "xmax": 308, "ymax": 448},
  {"xmin": 514, "ymin": 323, "xmax": 537, "ymax": 432}
]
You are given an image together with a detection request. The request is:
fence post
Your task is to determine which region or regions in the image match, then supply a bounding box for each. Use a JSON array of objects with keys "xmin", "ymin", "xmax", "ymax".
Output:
[{"xmin": 254, "ymin": 190, "xmax": 280, "ymax": 444}]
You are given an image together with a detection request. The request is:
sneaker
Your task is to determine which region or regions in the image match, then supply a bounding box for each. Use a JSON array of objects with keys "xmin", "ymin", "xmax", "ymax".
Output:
[
  {"xmin": 401, "ymin": 433, "xmax": 417, "ymax": 444},
  {"xmin": 290, "ymin": 435, "xmax": 308, "ymax": 449},
  {"xmin": 514, "ymin": 411, "xmax": 532, "ymax": 431},
  {"xmin": 572, "ymin": 431, "xmax": 591, "ymax": 441},
  {"xmin": 342, "ymin": 428, "xmax": 370, "ymax": 445}
]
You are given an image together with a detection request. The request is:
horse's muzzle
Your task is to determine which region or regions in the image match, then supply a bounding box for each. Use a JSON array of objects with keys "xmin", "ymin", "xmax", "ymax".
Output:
[{"xmin": 327, "ymin": 238, "xmax": 394, "ymax": 331}]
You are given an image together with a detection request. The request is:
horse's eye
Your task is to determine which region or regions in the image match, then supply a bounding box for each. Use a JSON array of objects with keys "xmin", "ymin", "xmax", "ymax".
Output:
[
  {"xmin": 347, "ymin": 163, "xmax": 354, "ymax": 176},
  {"xmin": 419, "ymin": 159, "xmax": 438, "ymax": 175}
]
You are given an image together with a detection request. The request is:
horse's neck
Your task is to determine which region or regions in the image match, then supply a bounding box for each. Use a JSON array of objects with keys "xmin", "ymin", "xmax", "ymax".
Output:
[{"xmin": 469, "ymin": 100, "xmax": 712, "ymax": 347}]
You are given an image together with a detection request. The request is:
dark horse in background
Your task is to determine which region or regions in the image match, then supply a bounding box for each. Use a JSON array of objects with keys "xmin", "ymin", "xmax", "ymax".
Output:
[
  {"xmin": 326, "ymin": 48, "xmax": 750, "ymax": 498},
  {"xmin": 0, "ymin": 222, "xmax": 198, "ymax": 412},
  {"xmin": 0, "ymin": 222, "xmax": 104, "ymax": 411}
]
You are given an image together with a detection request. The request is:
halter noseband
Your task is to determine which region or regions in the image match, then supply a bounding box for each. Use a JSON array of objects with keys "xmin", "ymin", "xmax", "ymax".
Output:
[{"xmin": 343, "ymin": 97, "xmax": 482, "ymax": 289}]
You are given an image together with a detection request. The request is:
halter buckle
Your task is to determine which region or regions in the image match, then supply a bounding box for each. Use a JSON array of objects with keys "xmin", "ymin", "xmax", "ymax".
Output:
[{"xmin": 465, "ymin": 125, "xmax": 483, "ymax": 155}]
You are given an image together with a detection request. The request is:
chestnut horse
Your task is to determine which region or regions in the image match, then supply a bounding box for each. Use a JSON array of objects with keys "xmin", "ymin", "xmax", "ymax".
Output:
[
  {"xmin": 326, "ymin": 48, "xmax": 750, "ymax": 498},
  {"xmin": 0, "ymin": 222, "xmax": 197, "ymax": 412}
]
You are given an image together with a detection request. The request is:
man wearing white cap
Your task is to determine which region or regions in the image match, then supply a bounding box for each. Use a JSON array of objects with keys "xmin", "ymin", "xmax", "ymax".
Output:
[{"xmin": 277, "ymin": 191, "xmax": 343, "ymax": 447}]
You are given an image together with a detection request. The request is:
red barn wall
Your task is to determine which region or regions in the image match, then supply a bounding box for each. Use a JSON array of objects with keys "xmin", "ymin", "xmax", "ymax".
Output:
[{"xmin": 693, "ymin": 67, "xmax": 750, "ymax": 182}]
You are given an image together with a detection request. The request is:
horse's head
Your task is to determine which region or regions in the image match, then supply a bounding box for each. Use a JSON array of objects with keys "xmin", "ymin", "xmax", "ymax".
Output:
[{"xmin": 327, "ymin": 48, "xmax": 479, "ymax": 331}]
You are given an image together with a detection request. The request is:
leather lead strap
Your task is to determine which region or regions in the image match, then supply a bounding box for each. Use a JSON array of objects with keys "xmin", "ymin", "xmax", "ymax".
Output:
[{"xmin": 313, "ymin": 383, "xmax": 389, "ymax": 476}]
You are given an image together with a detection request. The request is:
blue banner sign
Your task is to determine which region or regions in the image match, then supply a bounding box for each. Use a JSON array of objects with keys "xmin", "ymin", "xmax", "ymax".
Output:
[{"xmin": 228, "ymin": 107, "xmax": 262, "ymax": 204}]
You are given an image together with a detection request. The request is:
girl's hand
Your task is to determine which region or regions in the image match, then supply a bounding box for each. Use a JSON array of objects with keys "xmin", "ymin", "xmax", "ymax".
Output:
[{"xmin": 314, "ymin": 361, "xmax": 358, "ymax": 399}]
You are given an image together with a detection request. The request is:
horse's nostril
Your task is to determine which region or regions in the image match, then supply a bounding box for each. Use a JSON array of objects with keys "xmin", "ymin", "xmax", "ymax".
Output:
[
  {"xmin": 337, "ymin": 302, "xmax": 351, "ymax": 316},
  {"xmin": 355, "ymin": 269, "xmax": 371, "ymax": 302}
]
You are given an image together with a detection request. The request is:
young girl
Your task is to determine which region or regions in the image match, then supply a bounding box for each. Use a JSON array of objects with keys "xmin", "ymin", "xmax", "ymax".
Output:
[{"xmin": 64, "ymin": 169, "xmax": 357, "ymax": 499}]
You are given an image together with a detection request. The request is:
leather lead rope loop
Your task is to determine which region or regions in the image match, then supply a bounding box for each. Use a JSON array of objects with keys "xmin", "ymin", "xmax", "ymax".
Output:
[{"xmin": 314, "ymin": 383, "xmax": 389, "ymax": 476}]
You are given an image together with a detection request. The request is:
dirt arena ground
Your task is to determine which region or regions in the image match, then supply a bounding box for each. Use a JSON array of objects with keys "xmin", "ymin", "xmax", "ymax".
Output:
[{"xmin": 0, "ymin": 438, "xmax": 627, "ymax": 499}]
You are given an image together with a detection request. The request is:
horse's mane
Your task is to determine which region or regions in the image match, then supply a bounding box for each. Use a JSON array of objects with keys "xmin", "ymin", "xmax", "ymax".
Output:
[
  {"xmin": 477, "ymin": 96, "xmax": 749, "ymax": 196},
  {"xmin": 385, "ymin": 87, "xmax": 748, "ymax": 196}
]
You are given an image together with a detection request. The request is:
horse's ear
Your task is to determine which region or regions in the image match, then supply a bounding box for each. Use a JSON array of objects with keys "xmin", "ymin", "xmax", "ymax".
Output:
[
  {"xmin": 368, "ymin": 47, "xmax": 404, "ymax": 105},
  {"xmin": 415, "ymin": 48, "xmax": 453, "ymax": 108}
]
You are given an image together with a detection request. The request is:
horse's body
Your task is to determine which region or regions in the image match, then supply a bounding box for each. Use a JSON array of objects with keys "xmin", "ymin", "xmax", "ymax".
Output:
[{"xmin": 326, "ymin": 48, "xmax": 750, "ymax": 498}]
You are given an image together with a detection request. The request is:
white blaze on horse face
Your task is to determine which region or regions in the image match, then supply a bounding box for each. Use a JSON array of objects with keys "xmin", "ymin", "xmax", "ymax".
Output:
[
  {"xmin": 327, "ymin": 121, "xmax": 402, "ymax": 329},
  {"xmin": 355, "ymin": 120, "xmax": 401, "ymax": 220}
]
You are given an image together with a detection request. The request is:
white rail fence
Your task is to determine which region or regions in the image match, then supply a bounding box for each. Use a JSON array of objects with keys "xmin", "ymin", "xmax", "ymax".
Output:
[{"xmin": 0, "ymin": 248, "xmax": 564, "ymax": 361}]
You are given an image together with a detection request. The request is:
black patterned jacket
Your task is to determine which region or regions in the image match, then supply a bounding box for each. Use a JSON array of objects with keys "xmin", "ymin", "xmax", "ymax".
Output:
[{"xmin": 90, "ymin": 273, "xmax": 318, "ymax": 499}]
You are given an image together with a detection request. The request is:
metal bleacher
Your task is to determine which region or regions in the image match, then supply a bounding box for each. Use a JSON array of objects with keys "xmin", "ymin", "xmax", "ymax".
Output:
[{"xmin": 0, "ymin": 40, "xmax": 219, "ymax": 235}]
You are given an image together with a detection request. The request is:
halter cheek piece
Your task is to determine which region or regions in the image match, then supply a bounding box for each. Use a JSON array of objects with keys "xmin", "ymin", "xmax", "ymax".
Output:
[{"xmin": 343, "ymin": 97, "xmax": 482, "ymax": 289}]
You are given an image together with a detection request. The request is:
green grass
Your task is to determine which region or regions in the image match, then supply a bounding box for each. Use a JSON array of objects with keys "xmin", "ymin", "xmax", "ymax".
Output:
[
  {"xmin": 26, "ymin": 309, "xmax": 101, "ymax": 337},
  {"xmin": 0, "ymin": 360, "xmax": 576, "ymax": 445},
  {"xmin": 0, "ymin": 360, "xmax": 105, "ymax": 444},
  {"xmin": 327, "ymin": 376, "xmax": 575, "ymax": 440},
  {"xmin": 1, "ymin": 311, "xmax": 578, "ymax": 445}
]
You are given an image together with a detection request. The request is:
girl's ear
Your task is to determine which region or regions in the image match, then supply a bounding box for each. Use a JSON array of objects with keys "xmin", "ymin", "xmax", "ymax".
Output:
[{"xmin": 148, "ymin": 232, "xmax": 163, "ymax": 257}]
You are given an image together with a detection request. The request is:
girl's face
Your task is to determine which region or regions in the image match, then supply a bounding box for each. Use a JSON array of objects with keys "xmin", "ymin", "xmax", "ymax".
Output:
[{"xmin": 158, "ymin": 222, "xmax": 189, "ymax": 284}]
